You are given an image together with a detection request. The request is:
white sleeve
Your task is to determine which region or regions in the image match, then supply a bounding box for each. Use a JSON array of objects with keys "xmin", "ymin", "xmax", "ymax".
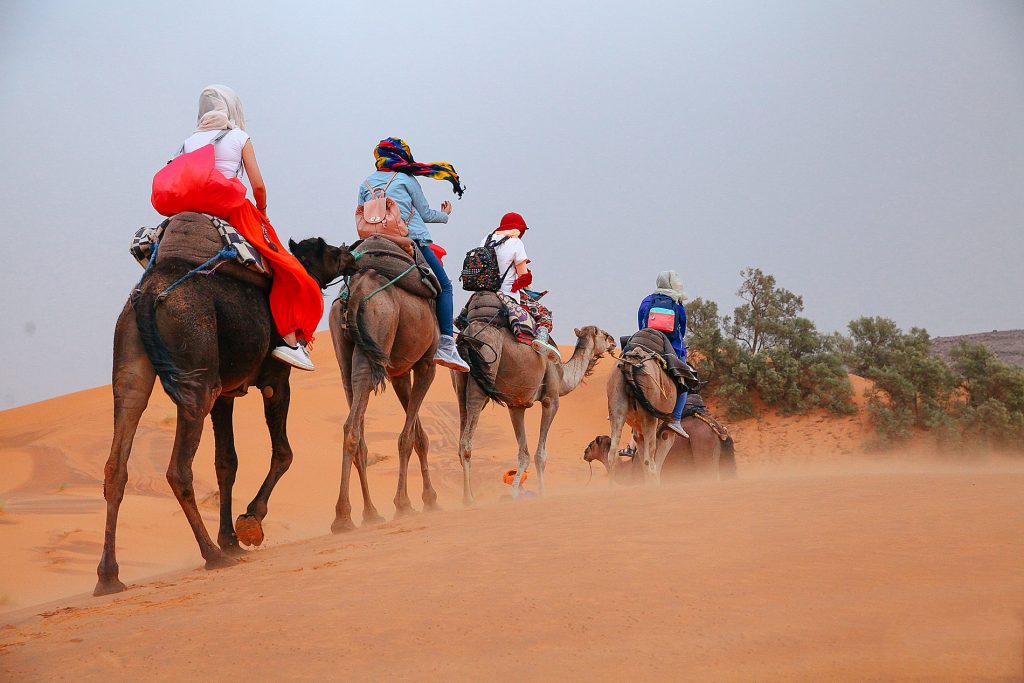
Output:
[{"xmin": 513, "ymin": 240, "xmax": 529, "ymax": 265}]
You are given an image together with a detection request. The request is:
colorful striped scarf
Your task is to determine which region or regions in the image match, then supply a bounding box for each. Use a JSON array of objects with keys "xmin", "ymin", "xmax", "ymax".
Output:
[{"xmin": 374, "ymin": 137, "xmax": 465, "ymax": 197}]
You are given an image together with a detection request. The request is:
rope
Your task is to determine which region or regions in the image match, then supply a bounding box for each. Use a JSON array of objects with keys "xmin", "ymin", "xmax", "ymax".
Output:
[
  {"xmin": 361, "ymin": 262, "xmax": 417, "ymax": 304},
  {"xmin": 155, "ymin": 245, "xmax": 238, "ymax": 304}
]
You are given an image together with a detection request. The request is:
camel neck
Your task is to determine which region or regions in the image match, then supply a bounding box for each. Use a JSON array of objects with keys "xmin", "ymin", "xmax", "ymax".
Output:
[{"xmin": 558, "ymin": 334, "xmax": 597, "ymax": 397}]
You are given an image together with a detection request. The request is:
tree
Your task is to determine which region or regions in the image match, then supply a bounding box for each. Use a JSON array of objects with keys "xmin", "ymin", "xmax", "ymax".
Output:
[{"xmin": 728, "ymin": 267, "xmax": 803, "ymax": 354}]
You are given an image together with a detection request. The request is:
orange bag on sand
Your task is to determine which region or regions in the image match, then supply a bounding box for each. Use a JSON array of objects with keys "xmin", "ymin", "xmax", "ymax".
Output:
[{"xmin": 152, "ymin": 135, "xmax": 247, "ymax": 218}]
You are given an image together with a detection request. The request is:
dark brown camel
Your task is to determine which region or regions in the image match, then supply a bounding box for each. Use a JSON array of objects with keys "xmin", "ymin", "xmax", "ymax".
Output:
[
  {"xmin": 95, "ymin": 215, "xmax": 351, "ymax": 596},
  {"xmin": 454, "ymin": 312, "xmax": 616, "ymax": 503},
  {"xmin": 328, "ymin": 250, "xmax": 442, "ymax": 531}
]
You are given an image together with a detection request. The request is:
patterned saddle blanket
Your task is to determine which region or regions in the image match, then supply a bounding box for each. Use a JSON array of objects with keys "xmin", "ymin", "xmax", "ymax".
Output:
[{"xmin": 130, "ymin": 213, "xmax": 266, "ymax": 274}]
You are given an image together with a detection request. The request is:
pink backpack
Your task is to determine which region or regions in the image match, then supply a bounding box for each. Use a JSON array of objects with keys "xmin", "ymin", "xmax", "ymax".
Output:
[{"xmin": 355, "ymin": 173, "xmax": 413, "ymax": 247}]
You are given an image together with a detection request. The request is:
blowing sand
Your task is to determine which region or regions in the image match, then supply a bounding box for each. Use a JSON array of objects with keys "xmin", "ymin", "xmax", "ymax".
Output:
[{"xmin": 1, "ymin": 341, "xmax": 1022, "ymax": 680}]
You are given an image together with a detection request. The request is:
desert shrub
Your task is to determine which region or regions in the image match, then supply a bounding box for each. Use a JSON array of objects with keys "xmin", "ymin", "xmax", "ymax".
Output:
[
  {"xmin": 949, "ymin": 343, "xmax": 1024, "ymax": 448},
  {"xmin": 686, "ymin": 269, "xmax": 855, "ymax": 419}
]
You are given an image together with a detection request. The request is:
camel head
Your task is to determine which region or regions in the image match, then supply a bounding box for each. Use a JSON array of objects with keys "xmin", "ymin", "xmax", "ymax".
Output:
[
  {"xmin": 583, "ymin": 435, "xmax": 612, "ymax": 471},
  {"xmin": 573, "ymin": 326, "xmax": 617, "ymax": 358},
  {"xmin": 288, "ymin": 237, "xmax": 358, "ymax": 289}
]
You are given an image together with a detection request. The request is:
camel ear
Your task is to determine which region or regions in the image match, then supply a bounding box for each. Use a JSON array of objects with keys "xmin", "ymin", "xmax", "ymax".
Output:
[
  {"xmin": 288, "ymin": 238, "xmax": 298, "ymax": 251},
  {"xmin": 317, "ymin": 237, "xmax": 327, "ymax": 251},
  {"xmin": 574, "ymin": 327, "xmax": 582, "ymax": 337}
]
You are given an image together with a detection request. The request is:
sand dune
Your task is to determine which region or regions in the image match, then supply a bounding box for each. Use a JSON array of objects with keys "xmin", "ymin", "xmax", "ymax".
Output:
[{"xmin": 2, "ymin": 340, "xmax": 1022, "ymax": 679}]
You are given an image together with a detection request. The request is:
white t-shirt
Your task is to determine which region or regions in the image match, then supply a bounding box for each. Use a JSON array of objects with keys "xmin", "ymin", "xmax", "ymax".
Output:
[
  {"xmin": 181, "ymin": 128, "xmax": 250, "ymax": 179},
  {"xmin": 483, "ymin": 232, "xmax": 528, "ymax": 294}
]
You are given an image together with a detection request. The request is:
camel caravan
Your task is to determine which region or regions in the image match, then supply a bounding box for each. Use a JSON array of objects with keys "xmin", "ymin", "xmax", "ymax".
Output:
[{"xmin": 95, "ymin": 85, "xmax": 735, "ymax": 596}]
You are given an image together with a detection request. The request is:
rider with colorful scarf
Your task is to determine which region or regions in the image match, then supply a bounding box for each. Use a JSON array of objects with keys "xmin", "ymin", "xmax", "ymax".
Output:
[{"xmin": 357, "ymin": 137, "xmax": 469, "ymax": 371}]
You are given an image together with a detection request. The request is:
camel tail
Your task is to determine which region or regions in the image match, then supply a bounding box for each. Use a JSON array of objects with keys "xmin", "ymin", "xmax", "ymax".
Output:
[
  {"xmin": 623, "ymin": 363, "xmax": 675, "ymax": 421},
  {"xmin": 719, "ymin": 435, "xmax": 738, "ymax": 479},
  {"xmin": 352, "ymin": 298, "xmax": 388, "ymax": 394},
  {"xmin": 133, "ymin": 288, "xmax": 191, "ymax": 406},
  {"xmin": 463, "ymin": 339, "xmax": 507, "ymax": 407}
]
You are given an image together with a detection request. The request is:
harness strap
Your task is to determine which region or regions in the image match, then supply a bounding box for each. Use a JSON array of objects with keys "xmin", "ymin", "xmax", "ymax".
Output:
[{"xmin": 154, "ymin": 245, "xmax": 239, "ymax": 303}]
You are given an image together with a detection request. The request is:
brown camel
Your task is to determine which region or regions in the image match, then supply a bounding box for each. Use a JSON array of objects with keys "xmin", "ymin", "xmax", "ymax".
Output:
[
  {"xmin": 602, "ymin": 345, "xmax": 735, "ymax": 484},
  {"xmin": 328, "ymin": 252, "xmax": 442, "ymax": 532},
  {"xmin": 583, "ymin": 417, "xmax": 737, "ymax": 485},
  {"xmin": 454, "ymin": 312, "xmax": 616, "ymax": 504},
  {"xmin": 95, "ymin": 216, "xmax": 350, "ymax": 597}
]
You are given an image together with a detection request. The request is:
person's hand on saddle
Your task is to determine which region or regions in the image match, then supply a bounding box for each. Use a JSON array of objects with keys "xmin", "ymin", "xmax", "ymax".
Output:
[{"xmin": 511, "ymin": 270, "xmax": 533, "ymax": 293}]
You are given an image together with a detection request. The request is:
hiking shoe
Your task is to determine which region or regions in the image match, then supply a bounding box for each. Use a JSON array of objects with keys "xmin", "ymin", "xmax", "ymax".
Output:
[
  {"xmin": 618, "ymin": 445, "xmax": 637, "ymax": 458},
  {"xmin": 531, "ymin": 328, "xmax": 561, "ymax": 362},
  {"xmin": 271, "ymin": 343, "xmax": 315, "ymax": 371},
  {"xmin": 665, "ymin": 421, "xmax": 689, "ymax": 438},
  {"xmin": 435, "ymin": 335, "xmax": 470, "ymax": 372}
]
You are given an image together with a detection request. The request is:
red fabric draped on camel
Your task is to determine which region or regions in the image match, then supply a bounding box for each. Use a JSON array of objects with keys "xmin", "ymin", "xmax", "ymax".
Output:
[{"xmin": 227, "ymin": 201, "xmax": 323, "ymax": 343}]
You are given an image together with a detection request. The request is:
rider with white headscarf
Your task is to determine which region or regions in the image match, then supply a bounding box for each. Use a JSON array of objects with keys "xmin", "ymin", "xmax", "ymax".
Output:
[
  {"xmin": 637, "ymin": 270, "xmax": 691, "ymax": 437},
  {"xmin": 175, "ymin": 85, "xmax": 316, "ymax": 372}
]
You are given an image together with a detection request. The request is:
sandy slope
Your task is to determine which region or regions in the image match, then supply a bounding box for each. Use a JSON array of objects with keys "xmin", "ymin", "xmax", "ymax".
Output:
[{"xmin": 2, "ymin": 341, "xmax": 1023, "ymax": 679}]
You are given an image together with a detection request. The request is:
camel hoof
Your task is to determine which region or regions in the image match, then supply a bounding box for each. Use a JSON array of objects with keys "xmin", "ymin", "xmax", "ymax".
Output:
[
  {"xmin": 332, "ymin": 518, "xmax": 357, "ymax": 534},
  {"xmin": 234, "ymin": 514, "xmax": 265, "ymax": 547},
  {"xmin": 423, "ymin": 499, "xmax": 442, "ymax": 512},
  {"xmin": 219, "ymin": 540, "xmax": 247, "ymax": 557},
  {"xmin": 93, "ymin": 578, "xmax": 127, "ymax": 597},
  {"xmin": 205, "ymin": 552, "xmax": 239, "ymax": 570},
  {"xmin": 363, "ymin": 511, "xmax": 386, "ymax": 526},
  {"xmin": 394, "ymin": 505, "xmax": 418, "ymax": 519}
]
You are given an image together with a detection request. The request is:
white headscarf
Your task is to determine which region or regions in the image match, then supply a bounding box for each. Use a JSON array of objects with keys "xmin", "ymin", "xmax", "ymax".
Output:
[
  {"xmin": 195, "ymin": 84, "xmax": 246, "ymax": 132},
  {"xmin": 654, "ymin": 270, "xmax": 688, "ymax": 303}
]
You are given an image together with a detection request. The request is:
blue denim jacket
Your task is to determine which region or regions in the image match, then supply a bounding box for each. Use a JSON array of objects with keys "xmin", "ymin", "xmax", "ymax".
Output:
[{"xmin": 357, "ymin": 171, "xmax": 448, "ymax": 242}]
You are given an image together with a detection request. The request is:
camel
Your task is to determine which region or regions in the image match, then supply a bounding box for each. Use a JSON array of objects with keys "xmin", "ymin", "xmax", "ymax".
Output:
[
  {"xmin": 454, "ymin": 305, "xmax": 616, "ymax": 504},
  {"xmin": 328, "ymin": 245, "xmax": 442, "ymax": 532},
  {"xmin": 602, "ymin": 341, "xmax": 734, "ymax": 484},
  {"xmin": 95, "ymin": 215, "xmax": 351, "ymax": 596},
  {"xmin": 583, "ymin": 418, "xmax": 737, "ymax": 485}
]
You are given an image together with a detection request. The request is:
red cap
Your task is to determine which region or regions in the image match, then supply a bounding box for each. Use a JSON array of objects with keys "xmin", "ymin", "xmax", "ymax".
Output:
[{"xmin": 497, "ymin": 212, "xmax": 528, "ymax": 235}]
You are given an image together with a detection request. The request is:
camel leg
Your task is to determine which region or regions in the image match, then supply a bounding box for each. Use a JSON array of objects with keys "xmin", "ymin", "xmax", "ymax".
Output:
[
  {"xmin": 209, "ymin": 397, "xmax": 243, "ymax": 555},
  {"xmin": 334, "ymin": 349, "xmax": 382, "ymax": 532},
  {"xmin": 638, "ymin": 416, "xmax": 661, "ymax": 485},
  {"xmin": 606, "ymin": 400, "xmax": 629, "ymax": 487},
  {"xmin": 235, "ymin": 369, "xmax": 295, "ymax": 547},
  {"xmin": 458, "ymin": 377, "xmax": 489, "ymax": 507},
  {"xmin": 534, "ymin": 396, "xmax": 559, "ymax": 496},
  {"xmin": 508, "ymin": 407, "xmax": 531, "ymax": 497},
  {"xmin": 394, "ymin": 363, "xmax": 440, "ymax": 512},
  {"xmin": 390, "ymin": 373, "xmax": 416, "ymax": 516},
  {"xmin": 166, "ymin": 397, "xmax": 236, "ymax": 569},
  {"xmin": 95, "ymin": 306, "xmax": 157, "ymax": 596}
]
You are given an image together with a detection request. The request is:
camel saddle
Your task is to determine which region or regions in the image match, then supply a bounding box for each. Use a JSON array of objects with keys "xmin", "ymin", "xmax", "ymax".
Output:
[
  {"xmin": 619, "ymin": 329, "xmax": 701, "ymax": 394},
  {"xmin": 346, "ymin": 236, "xmax": 440, "ymax": 300},
  {"xmin": 456, "ymin": 291, "xmax": 512, "ymax": 331},
  {"xmin": 137, "ymin": 213, "xmax": 270, "ymax": 291}
]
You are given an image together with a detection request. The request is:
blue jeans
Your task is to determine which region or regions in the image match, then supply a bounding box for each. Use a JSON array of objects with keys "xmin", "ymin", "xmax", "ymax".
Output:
[
  {"xmin": 672, "ymin": 348, "xmax": 688, "ymax": 421},
  {"xmin": 416, "ymin": 240, "xmax": 454, "ymax": 336},
  {"xmin": 673, "ymin": 391, "xmax": 688, "ymax": 421}
]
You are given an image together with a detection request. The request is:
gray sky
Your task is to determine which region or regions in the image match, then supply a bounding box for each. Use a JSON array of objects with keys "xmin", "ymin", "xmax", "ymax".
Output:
[{"xmin": 1, "ymin": 0, "xmax": 1022, "ymax": 409}]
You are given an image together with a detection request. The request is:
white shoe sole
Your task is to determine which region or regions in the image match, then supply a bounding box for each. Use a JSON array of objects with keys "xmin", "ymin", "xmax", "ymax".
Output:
[
  {"xmin": 271, "ymin": 348, "xmax": 315, "ymax": 371},
  {"xmin": 435, "ymin": 358, "xmax": 470, "ymax": 372}
]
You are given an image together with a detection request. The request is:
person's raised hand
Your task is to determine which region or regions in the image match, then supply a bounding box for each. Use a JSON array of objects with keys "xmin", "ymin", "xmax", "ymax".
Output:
[{"xmin": 441, "ymin": 200, "xmax": 452, "ymax": 215}]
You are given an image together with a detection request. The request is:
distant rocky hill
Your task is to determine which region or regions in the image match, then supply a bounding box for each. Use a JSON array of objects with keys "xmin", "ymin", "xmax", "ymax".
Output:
[{"xmin": 931, "ymin": 329, "xmax": 1024, "ymax": 369}]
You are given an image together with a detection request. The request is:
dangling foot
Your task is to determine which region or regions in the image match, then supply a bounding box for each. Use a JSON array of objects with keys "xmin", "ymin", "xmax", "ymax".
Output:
[
  {"xmin": 666, "ymin": 421, "xmax": 689, "ymax": 438},
  {"xmin": 271, "ymin": 342, "xmax": 315, "ymax": 371},
  {"xmin": 435, "ymin": 335, "xmax": 470, "ymax": 372},
  {"xmin": 531, "ymin": 328, "xmax": 561, "ymax": 362}
]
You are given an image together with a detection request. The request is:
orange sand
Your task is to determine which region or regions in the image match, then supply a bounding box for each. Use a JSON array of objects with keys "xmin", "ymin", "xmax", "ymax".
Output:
[{"xmin": 2, "ymin": 342, "xmax": 1022, "ymax": 679}]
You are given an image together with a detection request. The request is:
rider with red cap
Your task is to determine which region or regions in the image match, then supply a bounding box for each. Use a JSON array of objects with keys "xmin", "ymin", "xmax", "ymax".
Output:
[{"xmin": 484, "ymin": 212, "xmax": 560, "ymax": 361}]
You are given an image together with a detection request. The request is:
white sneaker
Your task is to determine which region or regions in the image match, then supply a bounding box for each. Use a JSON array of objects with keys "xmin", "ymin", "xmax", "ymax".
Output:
[
  {"xmin": 666, "ymin": 421, "xmax": 689, "ymax": 438},
  {"xmin": 271, "ymin": 343, "xmax": 315, "ymax": 371},
  {"xmin": 434, "ymin": 335, "xmax": 470, "ymax": 372}
]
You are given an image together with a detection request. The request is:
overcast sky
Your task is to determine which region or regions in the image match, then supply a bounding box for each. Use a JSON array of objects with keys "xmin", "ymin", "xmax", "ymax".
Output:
[{"xmin": 1, "ymin": 0, "xmax": 1022, "ymax": 409}]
